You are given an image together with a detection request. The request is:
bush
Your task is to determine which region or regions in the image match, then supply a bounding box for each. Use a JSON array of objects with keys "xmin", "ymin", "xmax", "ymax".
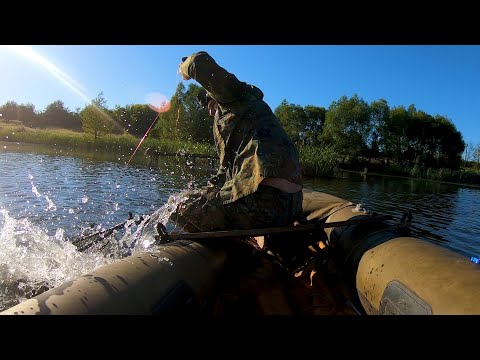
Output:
[{"xmin": 298, "ymin": 144, "xmax": 339, "ymax": 177}]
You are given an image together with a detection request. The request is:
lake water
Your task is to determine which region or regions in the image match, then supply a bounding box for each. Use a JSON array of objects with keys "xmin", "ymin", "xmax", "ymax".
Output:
[{"xmin": 1, "ymin": 141, "xmax": 479, "ymax": 311}]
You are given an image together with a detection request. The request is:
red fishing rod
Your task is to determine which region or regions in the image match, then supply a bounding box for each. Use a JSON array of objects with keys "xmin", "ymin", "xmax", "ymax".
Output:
[{"xmin": 126, "ymin": 102, "xmax": 170, "ymax": 166}]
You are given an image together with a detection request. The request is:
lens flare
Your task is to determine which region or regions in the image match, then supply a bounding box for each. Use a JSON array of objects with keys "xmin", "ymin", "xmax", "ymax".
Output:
[{"xmin": 145, "ymin": 92, "xmax": 171, "ymax": 113}]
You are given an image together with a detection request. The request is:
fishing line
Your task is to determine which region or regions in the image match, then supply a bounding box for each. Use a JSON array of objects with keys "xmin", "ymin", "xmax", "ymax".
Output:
[
  {"xmin": 126, "ymin": 111, "xmax": 161, "ymax": 166},
  {"xmin": 127, "ymin": 68, "xmax": 182, "ymax": 166}
]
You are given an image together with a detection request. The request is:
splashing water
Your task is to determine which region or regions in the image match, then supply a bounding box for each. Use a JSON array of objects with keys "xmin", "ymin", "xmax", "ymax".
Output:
[
  {"xmin": 28, "ymin": 174, "xmax": 57, "ymax": 211},
  {"xmin": 31, "ymin": 184, "xmax": 41, "ymax": 198},
  {"xmin": 0, "ymin": 209, "xmax": 113, "ymax": 311},
  {"xmin": 0, "ymin": 165, "xmax": 200, "ymax": 313},
  {"xmin": 0, "ymin": 150, "xmax": 214, "ymax": 312},
  {"xmin": 45, "ymin": 196, "xmax": 57, "ymax": 211},
  {"xmin": 129, "ymin": 190, "xmax": 191, "ymax": 252},
  {"xmin": 83, "ymin": 190, "xmax": 192, "ymax": 257}
]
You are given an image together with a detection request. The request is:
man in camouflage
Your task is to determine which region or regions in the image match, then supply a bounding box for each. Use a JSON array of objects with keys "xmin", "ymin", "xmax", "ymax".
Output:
[
  {"xmin": 171, "ymin": 51, "xmax": 303, "ymax": 233},
  {"xmin": 171, "ymin": 51, "xmax": 303, "ymax": 314}
]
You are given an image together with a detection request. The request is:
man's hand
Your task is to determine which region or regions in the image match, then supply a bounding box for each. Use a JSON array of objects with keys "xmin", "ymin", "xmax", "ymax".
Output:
[
  {"xmin": 203, "ymin": 184, "xmax": 219, "ymax": 202},
  {"xmin": 178, "ymin": 57, "xmax": 191, "ymax": 80}
]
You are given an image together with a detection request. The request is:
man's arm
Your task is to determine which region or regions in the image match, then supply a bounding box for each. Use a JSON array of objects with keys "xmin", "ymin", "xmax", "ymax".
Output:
[
  {"xmin": 179, "ymin": 51, "xmax": 246, "ymax": 105},
  {"xmin": 207, "ymin": 167, "xmax": 227, "ymax": 188}
]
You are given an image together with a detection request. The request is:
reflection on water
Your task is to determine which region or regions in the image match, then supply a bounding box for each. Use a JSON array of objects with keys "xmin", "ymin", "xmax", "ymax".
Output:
[{"xmin": 304, "ymin": 171, "xmax": 480, "ymax": 257}]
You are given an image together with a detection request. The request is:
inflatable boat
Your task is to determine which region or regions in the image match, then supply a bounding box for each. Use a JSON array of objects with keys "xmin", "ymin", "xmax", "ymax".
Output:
[{"xmin": 2, "ymin": 189, "xmax": 480, "ymax": 315}]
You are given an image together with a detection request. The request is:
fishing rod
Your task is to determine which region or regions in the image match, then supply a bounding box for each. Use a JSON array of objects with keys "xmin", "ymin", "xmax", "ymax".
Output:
[
  {"xmin": 72, "ymin": 212, "xmax": 147, "ymax": 251},
  {"xmin": 126, "ymin": 101, "xmax": 180, "ymax": 166},
  {"xmin": 126, "ymin": 111, "xmax": 161, "ymax": 166}
]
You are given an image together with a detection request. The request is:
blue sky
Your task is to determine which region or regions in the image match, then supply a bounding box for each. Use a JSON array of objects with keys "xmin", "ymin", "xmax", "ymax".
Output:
[{"xmin": 0, "ymin": 45, "xmax": 479, "ymax": 145}]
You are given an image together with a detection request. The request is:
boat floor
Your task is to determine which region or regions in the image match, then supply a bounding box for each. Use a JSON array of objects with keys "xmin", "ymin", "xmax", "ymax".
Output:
[
  {"xmin": 211, "ymin": 272, "xmax": 360, "ymax": 315},
  {"xmin": 209, "ymin": 244, "xmax": 361, "ymax": 316}
]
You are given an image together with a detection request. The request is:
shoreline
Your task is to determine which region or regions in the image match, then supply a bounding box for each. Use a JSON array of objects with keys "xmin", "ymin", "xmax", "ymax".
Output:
[
  {"xmin": 336, "ymin": 169, "xmax": 480, "ymax": 190},
  {"xmin": 2, "ymin": 140, "xmax": 479, "ymax": 190}
]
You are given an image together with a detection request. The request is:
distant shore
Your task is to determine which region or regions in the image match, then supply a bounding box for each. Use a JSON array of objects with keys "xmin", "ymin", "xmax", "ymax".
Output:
[{"xmin": 337, "ymin": 168, "xmax": 480, "ymax": 190}]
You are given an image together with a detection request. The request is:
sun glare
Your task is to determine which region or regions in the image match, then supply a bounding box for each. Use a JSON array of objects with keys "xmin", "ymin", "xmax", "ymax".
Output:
[
  {"xmin": 146, "ymin": 92, "xmax": 171, "ymax": 113},
  {"xmin": 1, "ymin": 45, "xmax": 172, "ymax": 117},
  {"xmin": 1, "ymin": 45, "xmax": 91, "ymax": 104}
]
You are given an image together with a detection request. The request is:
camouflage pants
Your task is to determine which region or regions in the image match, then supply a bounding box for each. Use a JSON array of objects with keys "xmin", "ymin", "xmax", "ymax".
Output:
[
  {"xmin": 169, "ymin": 184, "xmax": 303, "ymax": 233},
  {"xmin": 169, "ymin": 184, "xmax": 303, "ymax": 314}
]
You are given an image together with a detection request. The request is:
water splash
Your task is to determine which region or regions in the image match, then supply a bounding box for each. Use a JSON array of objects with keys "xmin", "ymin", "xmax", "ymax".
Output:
[
  {"xmin": 0, "ymin": 209, "xmax": 112, "ymax": 312},
  {"xmin": 31, "ymin": 184, "xmax": 41, "ymax": 198},
  {"xmin": 28, "ymin": 174, "xmax": 57, "ymax": 211},
  {"xmin": 0, "ymin": 184, "xmax": 198, "ymax": 312},
  {"xmin": 115, "ymin": 190, "xmax": 191, "ymax": 254},
  {"xmin": 45, "ymin": 196, "xmax": 57, "ymax": 212}
]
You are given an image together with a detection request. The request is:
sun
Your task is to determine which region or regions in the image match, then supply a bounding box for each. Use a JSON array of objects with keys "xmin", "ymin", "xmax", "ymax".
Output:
[{"xmin": 145, "ymin": 92, "xmax": 171, "ymax": 113}]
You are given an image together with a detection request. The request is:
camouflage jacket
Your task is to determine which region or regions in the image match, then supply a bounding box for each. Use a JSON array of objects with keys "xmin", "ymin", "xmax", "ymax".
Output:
[{"xmin": 180, "ymin": 51, "xmax": 303, "ymax": 205}]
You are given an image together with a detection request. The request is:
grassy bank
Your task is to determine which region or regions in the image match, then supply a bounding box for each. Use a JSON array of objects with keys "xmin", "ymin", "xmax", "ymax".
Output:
[
  {"xmin": 0, "ymin": 123, "xmax": 215, "ymax": 158},
  {"xmin": 380, "ymin": 164, "xmax": 480, "ymax": 186},
  {"xmin": 298, "ymin": 144, "xmax": 339, "ymax": 177},
  {"xmin": 2, "ymin": 124, "xmax": 478, "ymax": 186},
  {"xmin": 337, "ymin": 158, "xmax": 480, "ymax": 186},
  {"xmin": 0, "ymin": 124, "xmax": 338, "ymax": 177},
  {"xmin": 297, "ymin": 143, "xmax": 480, "ymax": 186}
]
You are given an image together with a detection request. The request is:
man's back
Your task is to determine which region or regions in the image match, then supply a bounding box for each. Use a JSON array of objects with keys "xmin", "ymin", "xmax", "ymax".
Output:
[{"xmin": 180, "ymin": 51, "xmax": 302, "ymax": 205}]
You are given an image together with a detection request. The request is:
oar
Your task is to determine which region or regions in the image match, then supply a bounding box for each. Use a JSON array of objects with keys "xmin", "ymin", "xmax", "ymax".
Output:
[{"xmin": 155, "ymin": 214, "xmax": 392, "ymax": 243}]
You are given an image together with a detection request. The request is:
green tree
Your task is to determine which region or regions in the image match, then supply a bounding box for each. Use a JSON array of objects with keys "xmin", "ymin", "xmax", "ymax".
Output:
[
  {"xmin": 369, "ymin": 99, "xmax": 390, "ymax": 160},
  {"xmin": 67, "ymin": 108, "xmax": 83, "ymax": 132},
  {"xmin": 16, "ymin": 103, "xmax": 39, "ymax": 127},
  {"xmin": 433, "ymin": 115, "xmax": 464, "ymax": 169},
  {"xmin": 473, "ymin": 144, "xmax": 480, "ymax": 169},
  {"xmin": 181, "ymin": 84, "xmax": 212, "ymax": 143},
  {"xmin": 274, "ymin": 99, "xmax": 308, "ymax": 144},
  {"xmin": 385, "ymin": 106, "xmax": 410, "ymax": 165},
  {"xmin": 152, "ymin": 83, "xmax": 187, "ymax": 141},
  {"xmin": 0, "ymin": 101, "xmax": 19, "ymax": 121},
  {"xmin": 303, "ymin": 105, "xmax": 326, "ymax": 146},
  {"xmin": 40, "ymin": 100, "xmax": 82, "ymax": 130},
  {"xmin": 113, "ymin": 104, "xmax": 158, "ymax": 137},
  {"xmin": 80, "ymin": 92, "xmax": 114, "ymax": 140},
  {"xmin": 405, "ymin": 109, "xmax": 434, "ymax": 165},
  {"xmin": 322, "ymin": 94, "xmax": 371, "ymax": 159}
]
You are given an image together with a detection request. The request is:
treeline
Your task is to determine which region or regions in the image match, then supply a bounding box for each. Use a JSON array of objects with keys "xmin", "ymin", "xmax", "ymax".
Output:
[
  {"xmin": 0, "ymin": 100, "xmax": 83, "ymax": 131},
  {"xmin": 2, "ymin": 83, "xmax": 479, "ymax": 173},
  {"xmin": 275, "ymin": 96, "xmax": 468, "ymax": 170},
  {"xmin": 0, "ymin": 85, "xmax": 212, "ymax": 145}
]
